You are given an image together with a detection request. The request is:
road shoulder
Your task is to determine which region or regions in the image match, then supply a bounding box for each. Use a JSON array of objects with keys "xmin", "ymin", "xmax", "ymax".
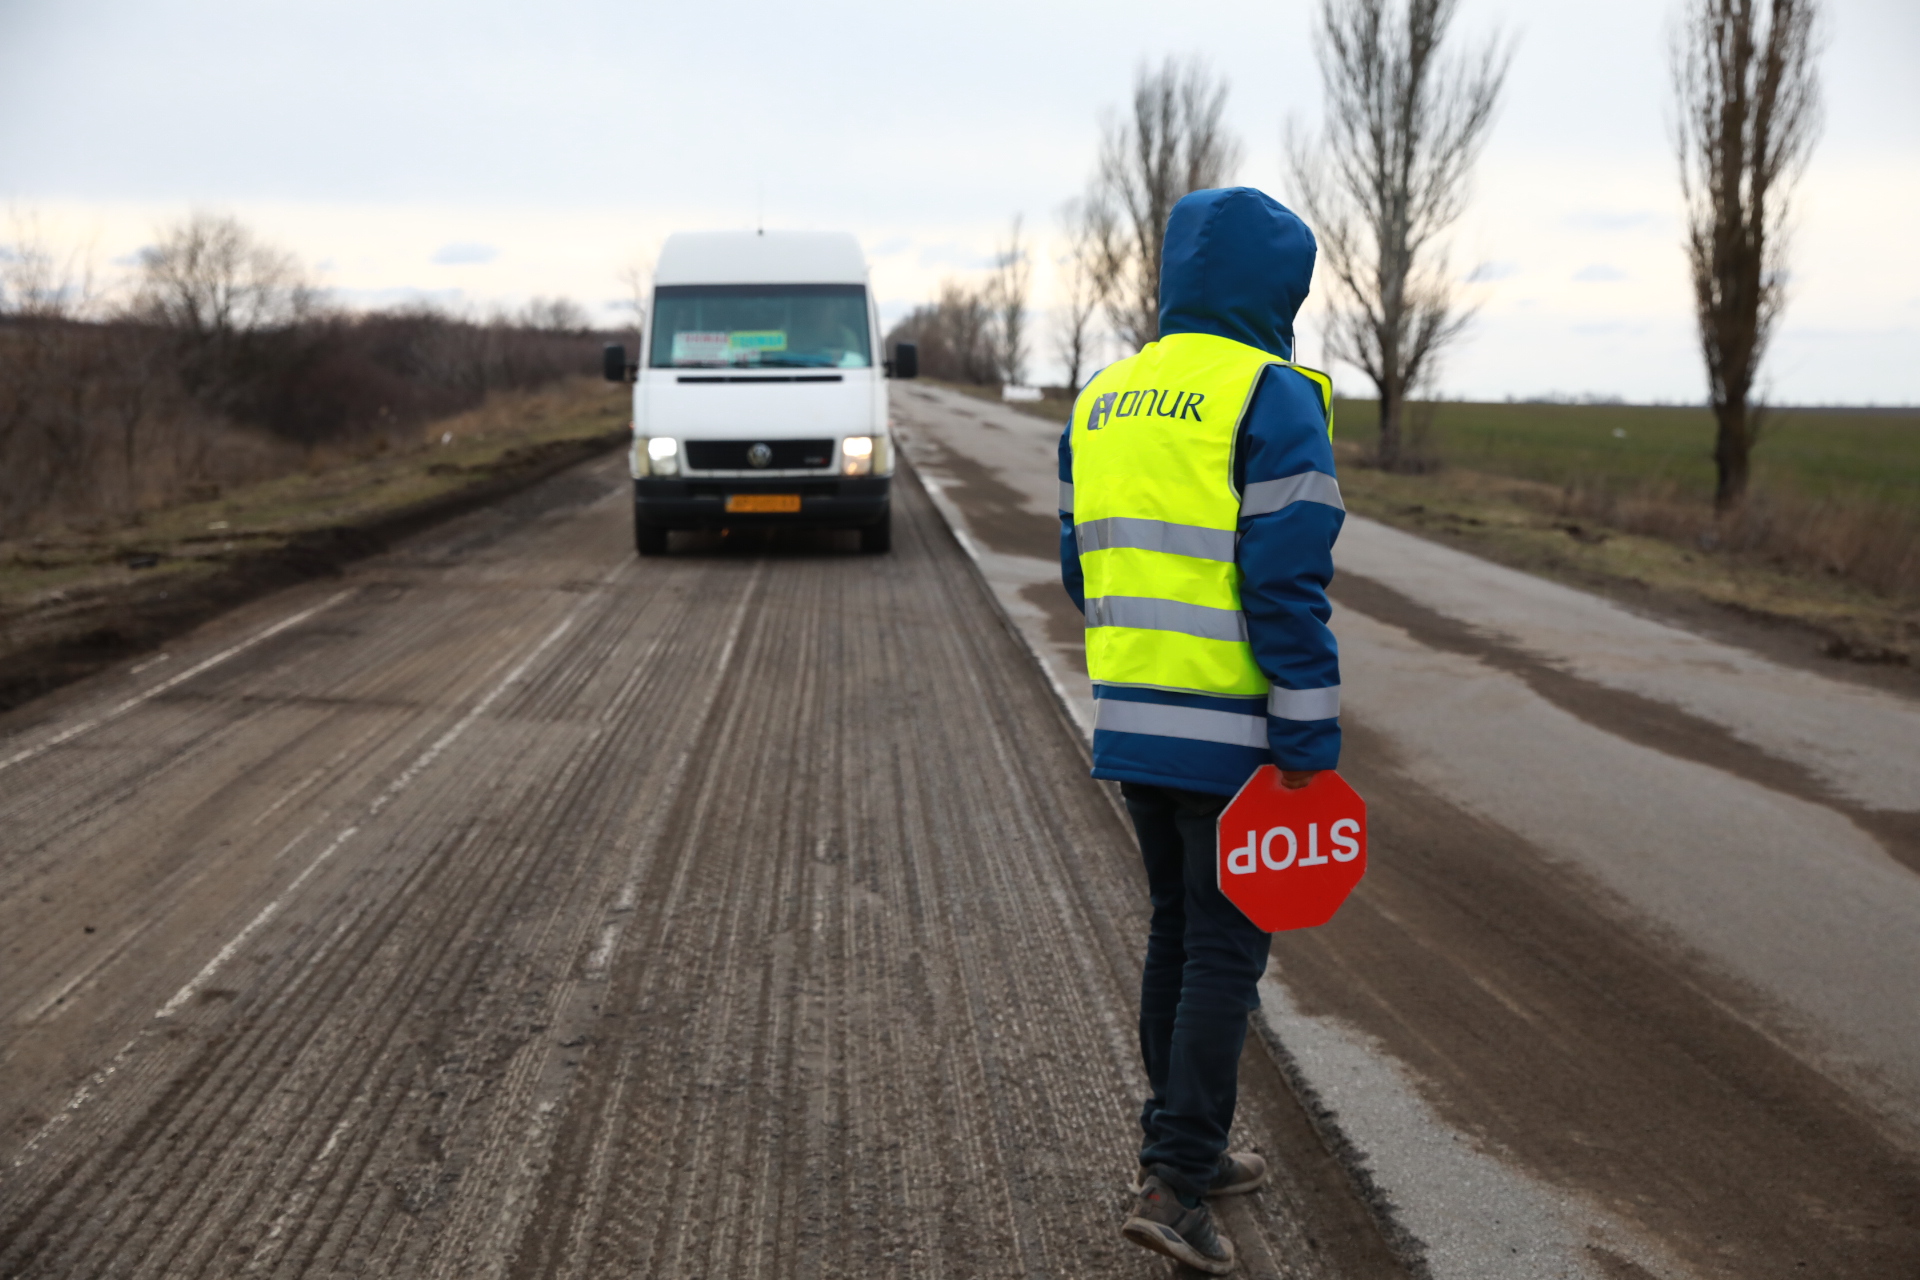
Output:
[{"xmin": 891, "ymin": 378, "xmax": 1920, "ymax": 1280}]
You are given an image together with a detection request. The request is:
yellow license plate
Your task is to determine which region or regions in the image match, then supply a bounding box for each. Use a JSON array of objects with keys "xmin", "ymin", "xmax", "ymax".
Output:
[{"xmin": 726, "ymin": 493, "xmax": 802, "ymax": 513}]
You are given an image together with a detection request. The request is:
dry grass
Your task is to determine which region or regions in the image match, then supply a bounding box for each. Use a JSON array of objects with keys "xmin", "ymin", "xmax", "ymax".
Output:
[
  {"xmin": 1, "ymin": 377, "xmax": 625, "ymax": 621},
  {"xmin": 1335, "ymin": 442, "xmax": 1918, "ymax": 666},
  {"xmin": 1554, "ymin": 473, "xmax": 1920, "ymax": 602},
  {"xmin": 0, "ymin": 310, "xmax": 604, "ymax": 538}
]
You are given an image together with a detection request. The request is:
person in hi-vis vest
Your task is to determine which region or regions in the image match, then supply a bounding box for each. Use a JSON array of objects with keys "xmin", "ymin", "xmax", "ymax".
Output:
[{"xmin": 1059, "ymin": 186, "xmax": 1342, "ymax": 1275}]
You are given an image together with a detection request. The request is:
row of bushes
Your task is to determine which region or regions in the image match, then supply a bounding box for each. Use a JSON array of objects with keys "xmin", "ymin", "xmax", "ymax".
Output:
[
  {"xmin": 0, "ymin": 215, "xmax": 605, "ymax": 536},
  {"xmin": 1552, "ymin": 474, "xmax": 1920, "ymax": 607},
  {"xmin": 0, "ymin": 311, "xmax": 603, "ymax": 536}
]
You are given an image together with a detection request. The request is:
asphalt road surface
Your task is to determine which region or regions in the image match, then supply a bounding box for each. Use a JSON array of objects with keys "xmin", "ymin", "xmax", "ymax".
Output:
[
  {"xmin": 0, "ymin": 458, "xmax": 1406, "ymax": 1278},
  {"xmin": 896, "ymin": 382, "xmax": 1920, "ymax": 1280}
]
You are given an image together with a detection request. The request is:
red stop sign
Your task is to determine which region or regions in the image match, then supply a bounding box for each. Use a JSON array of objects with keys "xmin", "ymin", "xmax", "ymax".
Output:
[{"xmin": 1216, "ymin": 767, "xmax": 1367, "ymax": 932}]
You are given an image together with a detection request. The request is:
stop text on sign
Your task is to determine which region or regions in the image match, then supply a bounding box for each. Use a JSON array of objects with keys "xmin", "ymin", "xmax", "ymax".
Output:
[
  {"xmin": 1224, "ymin": 819, "xmax": 1361, "ymax": 874},
  {"xmin": 1216, "ymin": 766, "xmax": 1368, "ymax": 933}
]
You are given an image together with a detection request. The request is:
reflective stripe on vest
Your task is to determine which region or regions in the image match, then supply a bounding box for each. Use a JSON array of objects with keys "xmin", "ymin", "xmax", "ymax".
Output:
[
  {"xmin": 1084, "ymin": 595, "xmax": 1247, "ymax": 642},
  {"xmin": 1077, "ymin": 517, "xmax": 1236, "ymax": 562},
  {"xmin": 1241, "ymin": 470, "xmax": 1344, "ymax": 518},
  {"xmin": 1094, "ymin": 697, "xmax": 1267, "ymax": 748},
  {"xmin": 1070, "ymin": 332, "xmax": 1335, "ymax": 706},
  {"xmin": 1270, "ymin": 683, "xmax": 1340, "ymax": 721}
]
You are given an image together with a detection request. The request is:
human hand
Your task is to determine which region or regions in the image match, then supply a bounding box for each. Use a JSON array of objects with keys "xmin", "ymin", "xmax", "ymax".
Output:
[{"xmin": 1280, "ymin": 770, "xmax": 1317, "ymax": 790}]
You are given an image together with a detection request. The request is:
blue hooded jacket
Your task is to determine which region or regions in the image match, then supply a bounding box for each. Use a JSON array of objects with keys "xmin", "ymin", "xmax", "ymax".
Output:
[{"xmin": 1059, "ymin": 187, "xmax": 1344, "ymax": 795}]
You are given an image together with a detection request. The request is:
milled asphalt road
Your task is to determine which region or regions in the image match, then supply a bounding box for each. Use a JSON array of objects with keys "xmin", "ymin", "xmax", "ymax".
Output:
[
  {"xmin": 0, "ymin": 456, "xmax": 1406, "ymax": 1278},
  {"xmin": 895, "ymin": 381, "xmax": 1920, "ymax": 1280}
]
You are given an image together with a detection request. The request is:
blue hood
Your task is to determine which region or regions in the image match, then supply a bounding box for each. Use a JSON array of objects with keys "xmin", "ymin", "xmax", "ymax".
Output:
[{"xmin": 1158, "ymin": 187, "xmax": 1316, "ymax": 361}]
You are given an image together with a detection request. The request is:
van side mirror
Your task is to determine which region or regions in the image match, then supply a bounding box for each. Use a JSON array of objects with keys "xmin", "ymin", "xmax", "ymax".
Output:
[
  {"xmin": 890, "ymin": 342, "xmax": 918, "ymax": 379},
  {"xmin": 603, "ymin": 342, "xmax": 631, "ymax": 383}
]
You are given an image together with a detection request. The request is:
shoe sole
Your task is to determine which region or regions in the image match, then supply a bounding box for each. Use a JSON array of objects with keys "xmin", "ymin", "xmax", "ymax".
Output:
[
  {"xmin": 1126, "ymin": 1169, "xmax": 1270, "ymax": 1198},
  {"xmin": 1211, "ymin": 1167, "xmax": 1269, "ymax": 1197},
  {"xmin": 1120, "ymin": 1215, "xmax": 1236, "ymax": 1275}
]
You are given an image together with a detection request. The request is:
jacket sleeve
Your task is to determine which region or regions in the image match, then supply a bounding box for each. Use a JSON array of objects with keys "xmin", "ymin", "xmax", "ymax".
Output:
[
  {"xmin": 1059, "ymin": 420, "xmax": 1084, "ymax": 613},
  {"xmin": 1235, "ymin": 365, "xmax": 1343, "ymax": 771}
]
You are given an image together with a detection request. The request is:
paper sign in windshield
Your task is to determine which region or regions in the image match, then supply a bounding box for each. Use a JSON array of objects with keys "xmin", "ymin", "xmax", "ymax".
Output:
[
  {"xmin": 670, "ymin": 330, "xmax": 790, "ymax": 364},
  {"xmin": 671, "ymin": 331, "xmax": 730, "ymax": 364}
]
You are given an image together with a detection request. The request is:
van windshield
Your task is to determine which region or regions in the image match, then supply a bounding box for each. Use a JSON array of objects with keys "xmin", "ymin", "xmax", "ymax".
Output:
[{"xmin": 650, "ymin": 284, "xmax": 871, "ymax": 369}]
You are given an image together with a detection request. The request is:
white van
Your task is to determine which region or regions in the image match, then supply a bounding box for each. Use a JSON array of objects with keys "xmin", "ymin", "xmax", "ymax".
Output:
[{"xmin": 603, "ymin": 230, "xmax": 917, "ymax": 555}]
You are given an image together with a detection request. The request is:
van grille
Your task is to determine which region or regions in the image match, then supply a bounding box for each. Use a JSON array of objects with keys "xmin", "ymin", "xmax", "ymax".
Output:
[{"xmin": 685, "ymin": 439, "xmax": 834, "ymax": 470}]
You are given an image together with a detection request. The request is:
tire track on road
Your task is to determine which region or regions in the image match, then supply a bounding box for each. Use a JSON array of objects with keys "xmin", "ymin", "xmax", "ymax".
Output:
[
  {"xmin": 507, "ymin": 467, "xmax": 1405, "ymax": 1280},
  {"xmin": 0, "ymin": 456, "xmax": 1408, "ymax": 1279}
]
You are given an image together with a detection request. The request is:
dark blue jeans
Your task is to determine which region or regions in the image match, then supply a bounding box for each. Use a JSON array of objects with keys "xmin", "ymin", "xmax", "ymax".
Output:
[{"xmin": 1123, "ymin": 781, "xmax": 1273, "ymax": 1199}]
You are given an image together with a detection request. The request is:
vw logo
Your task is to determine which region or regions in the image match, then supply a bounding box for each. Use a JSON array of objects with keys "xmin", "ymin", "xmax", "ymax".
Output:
[{"xmin": 747, "ymin": 443, "xmax": 773, "ymax": 468}]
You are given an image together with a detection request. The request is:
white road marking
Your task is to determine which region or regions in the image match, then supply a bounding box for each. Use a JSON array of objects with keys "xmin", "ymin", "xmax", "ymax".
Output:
[
  {"xmin": 154, "ymin": 824, "xmax": 363, "ymax": 1020},
  {"xmin": 0, "ymin": 589, "xmax": 355, "ymax": 774},
  {"xmin": 593, "ymin": 562, "xmax": 763, "ymax": 966},
  {"xmin": 20, "ymin": 819, "xmax": 326, "ymax": 1026},
  {"xmin": 155, "ymin": 611, "xmax": 579, "ymax": 1019},
  {"xmin": 250, "ymin": 729, "xmax": 385, "ymax": 828},
  {"xmin": 12, "ymin": 604, "xmax": 588, "ymax": 1169}
]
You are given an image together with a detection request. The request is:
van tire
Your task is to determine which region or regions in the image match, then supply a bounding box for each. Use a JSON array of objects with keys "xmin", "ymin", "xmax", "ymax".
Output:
[
  {"xmin": 636, "ymin": 521, "xmax": 668, "ymax": 556},
  {"xmin": 859, "ymin": 510, "xmax": 892, "ymax": 555}
]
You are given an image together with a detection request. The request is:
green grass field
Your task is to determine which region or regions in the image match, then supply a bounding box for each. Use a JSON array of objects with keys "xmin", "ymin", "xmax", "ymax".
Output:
[{"xmin": 1330, "ymin": 399, "xmax": 1920, "ymax": 506}]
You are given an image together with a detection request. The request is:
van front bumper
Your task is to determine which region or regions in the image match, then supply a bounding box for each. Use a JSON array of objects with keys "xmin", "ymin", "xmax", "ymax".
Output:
[{"xmin": 634, "ymin": 475, "xmax": 891, "ymax": 529}]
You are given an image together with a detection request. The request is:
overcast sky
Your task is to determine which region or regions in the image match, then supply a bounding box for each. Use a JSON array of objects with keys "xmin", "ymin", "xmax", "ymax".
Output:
[{"xmin": 3, "ymin": 0, "xmax": 1915, "ymax": 403}]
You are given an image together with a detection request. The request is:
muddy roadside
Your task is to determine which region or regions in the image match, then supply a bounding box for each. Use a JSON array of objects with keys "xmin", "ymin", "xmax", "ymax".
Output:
[{"xmin": 0, "ymin": 378, "xmax": 628, "ymax": 712}]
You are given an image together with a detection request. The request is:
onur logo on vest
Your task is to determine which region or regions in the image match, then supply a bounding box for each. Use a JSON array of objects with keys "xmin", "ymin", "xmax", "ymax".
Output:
[{"xmin": 1086, "ymin": 389, "xmax": 1205, "ymax": 431}]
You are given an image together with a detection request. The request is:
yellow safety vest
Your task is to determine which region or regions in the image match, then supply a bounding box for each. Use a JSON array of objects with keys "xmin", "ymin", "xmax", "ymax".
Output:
[{"xmin": 1069, "ymin": 331, "xmax": 1333, "ymax": 700}]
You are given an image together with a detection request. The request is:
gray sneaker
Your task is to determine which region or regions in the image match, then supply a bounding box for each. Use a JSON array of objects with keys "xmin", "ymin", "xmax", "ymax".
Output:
[
  {"xmin": 1129, "ymin": 1151, "xmax": 1269, "ymax": 1198},
  {"xmin": 1120, "ymin": 1174, "xmax": 1236, "ymax": 1274}
]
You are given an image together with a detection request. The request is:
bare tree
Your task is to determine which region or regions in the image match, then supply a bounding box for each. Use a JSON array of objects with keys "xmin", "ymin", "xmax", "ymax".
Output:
[
  {"xmin": 1288, "ymin": 0, "xmax": 1510, "ymax": 471},
  {"xmin": 133, "ymin": 212, "xmax": 317, "ymax": 414},
  {"xmin": 0, "ymin": 220, "xmax": 110, "ymax": 514},
  {"xmin": 520, "ymin": 296, "xmax": 591, "ymax": 334},
  {"xmin": 616, "ymin": 259, "xmax": 651, "ymax": 344},
  {"xmin": 940, "ymin": 280, "xmax": 997, "ymax": 384},
  {"xmin": 135, "ymin": 212, "xmax": 312, "ymax": 342},
  {"xmin": 884, "ymin": 281, "xmax": 996, "ymax": 384},
  {"xmin": 0, "ymin": 216, "xmax": 97, "ymax": 320},
  {"xmin": 987, "ymin": 216, "xmax": 1032, "ymax": 386},
  {"xmin": 1053, "ymin": 198, "xmax": 1104, "ymax": 393},
  {"xmin": 1673, "ymin": 0, "xmax": 1822, "ymax": 511},
  {"xmin": 1087, "ymin": 57, "xmax": 1242, "ymax": 351}
]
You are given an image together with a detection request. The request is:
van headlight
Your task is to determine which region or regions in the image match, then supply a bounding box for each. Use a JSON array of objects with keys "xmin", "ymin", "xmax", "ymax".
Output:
[
  {"xmin": 842, "ymin": 436, "xmax": 874, "ymax": 476},
  {"xmin": 646, "ymin": 436, "xmax": 680, "ymax": 477}
]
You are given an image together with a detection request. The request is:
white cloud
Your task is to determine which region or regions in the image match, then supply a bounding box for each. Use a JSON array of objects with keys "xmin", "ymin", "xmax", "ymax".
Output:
[
  {"xmin": 431, "ymin": 242, "xmax": 497, "ymax": 265},
  {"xmin": 1564, "ymin": 211, "xmax": 1664, "ymax": 233},
  {"xmin": 330, "ymin": 285, "xmax": 466, "ymax": 310},
  {"xmin": 916, "ymin": 242, "xmax": 996, "ymax": 271}
]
